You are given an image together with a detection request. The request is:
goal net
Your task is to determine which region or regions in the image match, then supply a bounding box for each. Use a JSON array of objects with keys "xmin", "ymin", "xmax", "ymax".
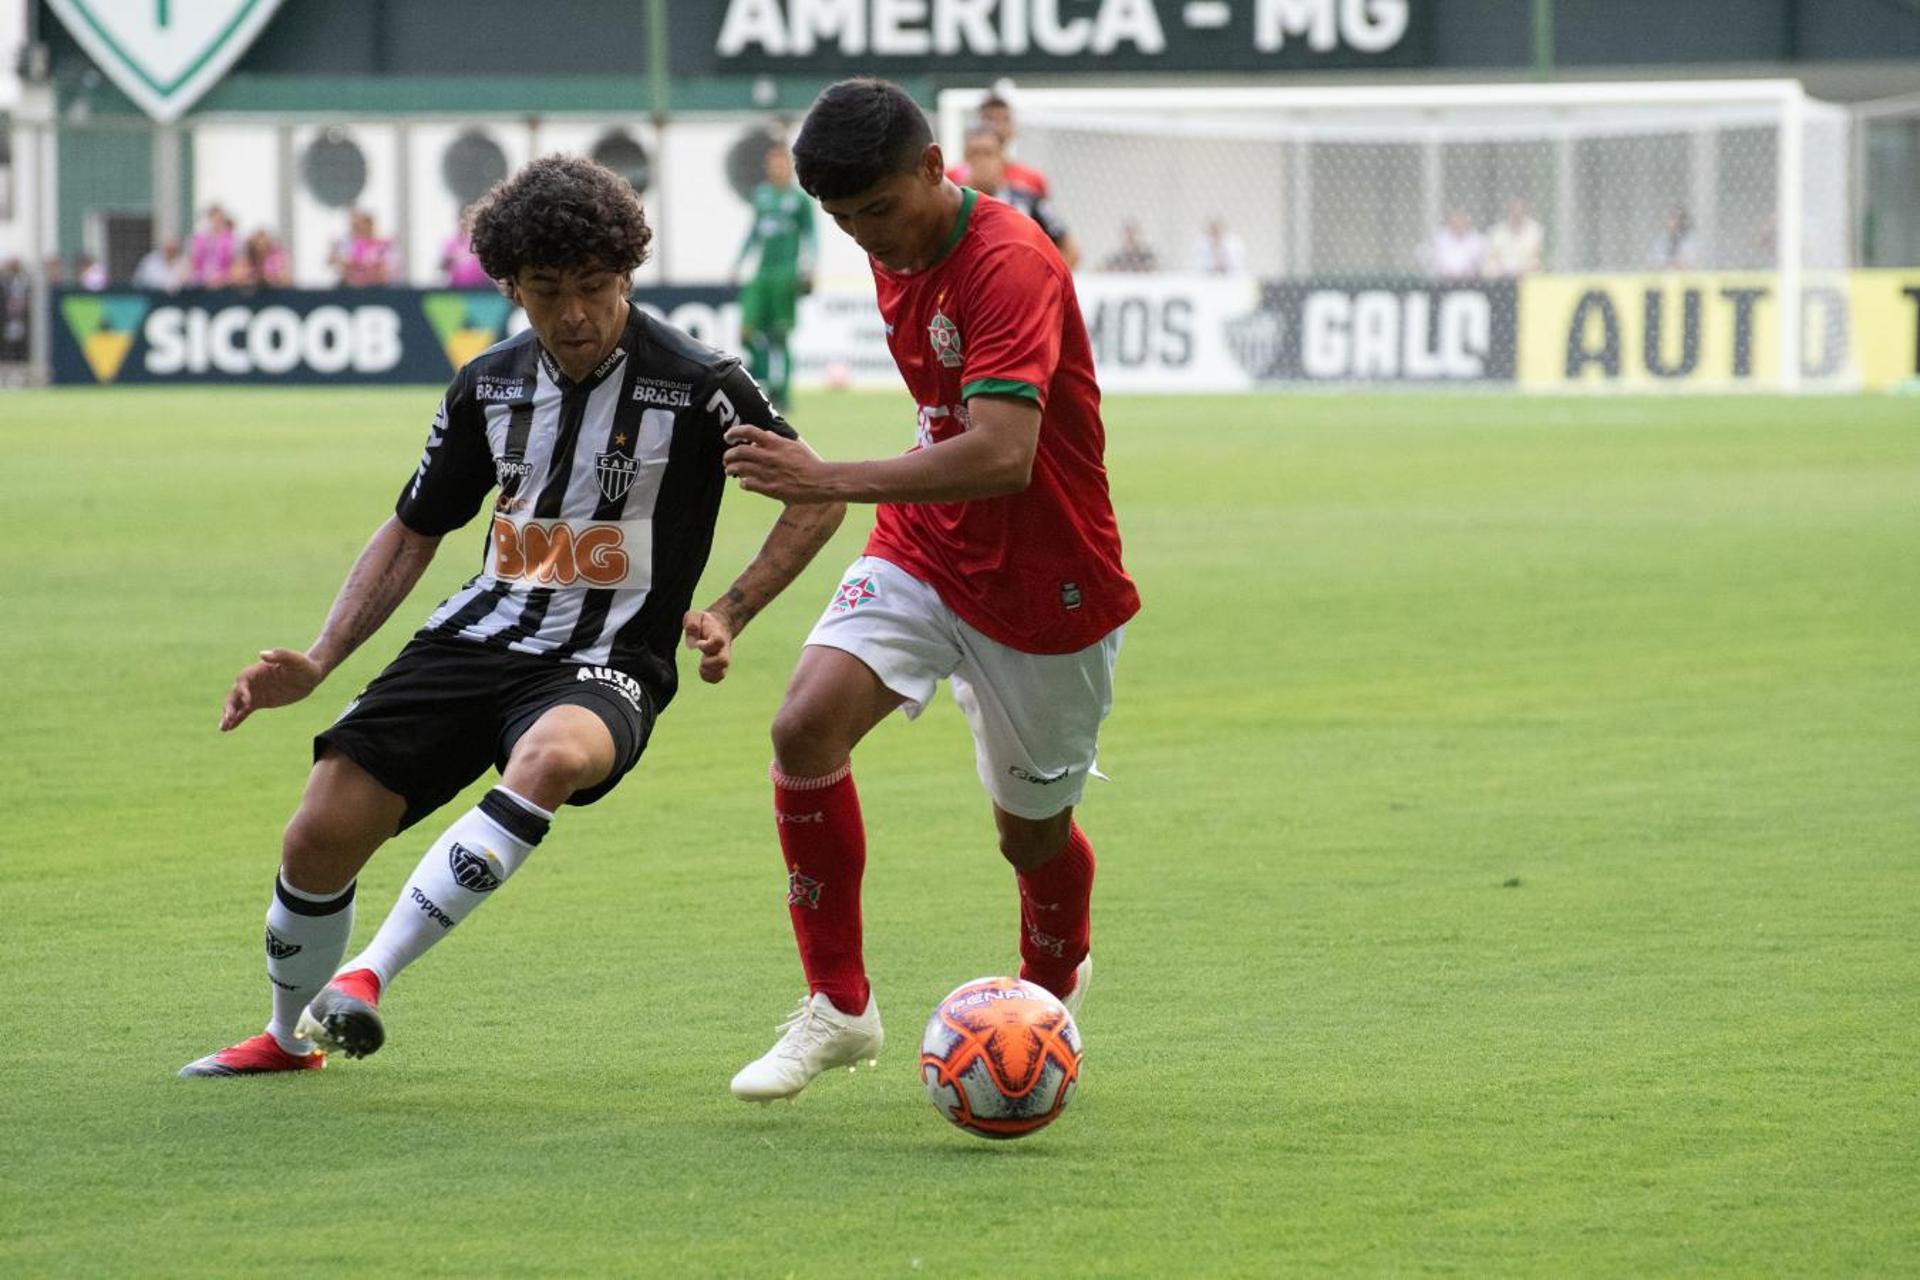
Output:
[{"xmin": 938, "ymin": 81, "xmax": 1854, "ymax": 393}]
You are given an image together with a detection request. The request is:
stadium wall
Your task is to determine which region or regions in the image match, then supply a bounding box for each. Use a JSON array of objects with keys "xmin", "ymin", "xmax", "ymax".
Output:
[{"xmin": 47, "ymin": 271, "xmax": 1920, "ymax": 393}]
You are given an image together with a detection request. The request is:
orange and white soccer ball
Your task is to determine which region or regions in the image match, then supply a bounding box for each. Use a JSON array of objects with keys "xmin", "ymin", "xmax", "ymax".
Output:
[{"xmin": 920, "ymin": 977, "xmax": 1082, "ymax": 1139}]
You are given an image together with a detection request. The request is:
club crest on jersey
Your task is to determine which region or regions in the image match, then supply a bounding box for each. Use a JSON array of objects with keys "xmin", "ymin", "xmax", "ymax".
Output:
[
  {"xmin": 832, "ymin": 573, "xmax": 879, "ymax": 613},
  {"xmin": 594, "ymin": 450, "xmax": 638, "ymax": 503},
  {"xmin": 928, "ymin": 310, "xmax": 963, "ymax": 368}
]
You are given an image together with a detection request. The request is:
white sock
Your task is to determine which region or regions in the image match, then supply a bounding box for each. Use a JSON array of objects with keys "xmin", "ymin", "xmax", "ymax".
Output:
[
  {"xmin": 265, "ymin": 875, "xmax": 356, "ymax": 1054},
  {"xmin": 341, "ymin": 787, "xmax": 552, "ymax": 989}
]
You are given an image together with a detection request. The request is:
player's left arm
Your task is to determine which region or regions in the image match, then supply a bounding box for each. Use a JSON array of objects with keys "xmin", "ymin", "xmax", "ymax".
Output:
[{"xmin": 683, "ymin": 366, "xmax": 846, "ymax": 684}]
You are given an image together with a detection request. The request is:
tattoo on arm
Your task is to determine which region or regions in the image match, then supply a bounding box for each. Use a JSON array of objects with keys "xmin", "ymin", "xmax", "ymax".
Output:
[
  {"xmin": 340, "ymin": 539, "xmax": 426, "ymax": 649},
  {"xmin": 719, "ymin": 585, "xmax": 759, "ymax": 634},
  {"xmin": 711, "ymin": 504, "xmax": 845, "ymax": 639},
  {"xmin": 312, "ymin": 523, "xmax": 438, "ymax": 671}
]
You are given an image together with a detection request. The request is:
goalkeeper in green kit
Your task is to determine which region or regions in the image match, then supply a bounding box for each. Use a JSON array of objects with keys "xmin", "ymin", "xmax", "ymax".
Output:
[{"xmin": 735, "ymin": 140, "xmax": 817, "ymax": 412}]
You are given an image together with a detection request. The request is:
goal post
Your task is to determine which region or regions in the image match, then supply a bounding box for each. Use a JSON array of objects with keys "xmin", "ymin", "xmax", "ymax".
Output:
[{"xmin": 939, "ymin": 80, "xmax": 1856, "ymax": 393}]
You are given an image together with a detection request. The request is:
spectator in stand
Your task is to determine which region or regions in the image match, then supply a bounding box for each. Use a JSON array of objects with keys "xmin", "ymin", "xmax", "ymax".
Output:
[
  {"xmin": 1426, "ymin": 207, "xmax": 1486, "ymax": 280},
  {"xmin": 331, "ymin": 210, "xmax": 395, "ymax": 287},
  {"xmin": 231, "ymin": 229, "xmax": 293, "ymax": 288},
  {"xmin": 132, "ymin": 236, "xmax": 189, "ymax": 291},
  {"xmin": 962, "ymin": 125, "xmax": 1080, "ymax": 270},
  {"xmin": 1649, "ymin": 206, "xmax": 1698, "ymax": 270},
  {"xmin": 78, "ymin": 254, "xmax": 109, "ymax": 291},
  {"xmin": 1482, "ymin": 196, "xmax": 1543, "ymax": 276},
  {"xmin": 441, "ymin": 205, "xmax": 491, "ymax": 288},
  {"xmin": 191, "ymin": 205, "xmax": 237, "ymax": 286},
  {"xmin": 946, "ymin": 91, "xmax": 1052, "ymax": 198},
  {"xmin": 1, "ymin": 258, "xmax": 31, "ymax": 362},
  {"xmin": 1101, "ymin": 220, "xmax": 1159, "ymax": 273},
  {"xmin": 1190, "ymin": 217, "xmax": 1247, "ymax": 275}
]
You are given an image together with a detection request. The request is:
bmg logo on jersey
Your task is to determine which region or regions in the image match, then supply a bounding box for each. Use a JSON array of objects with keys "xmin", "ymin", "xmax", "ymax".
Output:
[{"xmin": 489, "ymin": 516, "xmax": 647, "ymax": 588}]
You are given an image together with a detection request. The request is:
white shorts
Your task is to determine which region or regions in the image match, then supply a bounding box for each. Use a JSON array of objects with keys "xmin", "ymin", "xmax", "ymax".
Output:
[{"xmin": 806, "ymin": 556, "xmax": 1123, "ymax": 820}]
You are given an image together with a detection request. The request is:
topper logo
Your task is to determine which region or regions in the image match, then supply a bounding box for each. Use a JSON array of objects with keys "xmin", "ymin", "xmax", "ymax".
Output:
[{"xmin": 489, "ymin": 517, "xmax": 630, "ymax": 587}]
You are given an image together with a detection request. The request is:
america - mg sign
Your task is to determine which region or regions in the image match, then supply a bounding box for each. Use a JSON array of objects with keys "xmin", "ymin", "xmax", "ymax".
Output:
[{"xmin": 44, "ymin": 0, "xmax": 287, "ymax": 121}]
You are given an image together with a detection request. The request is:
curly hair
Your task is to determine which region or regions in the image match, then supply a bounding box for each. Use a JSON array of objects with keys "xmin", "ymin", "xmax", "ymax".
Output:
[
  {"xmin": 793, "ymin": 78, "xmax": 932, "ymax": 201},
  {"xmin": 468, "ymin": 155, "xmax": 652, "ymax": 281}
]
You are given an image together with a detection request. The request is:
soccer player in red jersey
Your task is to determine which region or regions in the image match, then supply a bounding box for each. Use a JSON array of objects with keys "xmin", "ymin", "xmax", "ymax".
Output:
[
  {"xmin": 723, "ymin": 79, "xmax": 1139, "ymax": 1101},
  {"xmin": 945, "ymin": 92, "xmax": 1052, "ymax": 198}
]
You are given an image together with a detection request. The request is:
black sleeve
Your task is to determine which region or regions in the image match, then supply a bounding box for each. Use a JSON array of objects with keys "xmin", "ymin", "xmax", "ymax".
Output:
[
  {"xmin": 393, "ymin": 371, "xmax": 496, "ymax": 535},
  {"xmin": 706, "ymin": 359, "xmax": 798, "ymax": 440},
  {"xmin": 1033, "ymin": 196, "xmax": 1071, "ymax": 248}
]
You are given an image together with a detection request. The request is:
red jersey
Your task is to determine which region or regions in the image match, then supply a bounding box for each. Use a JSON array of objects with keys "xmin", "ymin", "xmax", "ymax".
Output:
[{"xmin": 866, "ymin": 188, "xmax": 1138, "ymax": 654}]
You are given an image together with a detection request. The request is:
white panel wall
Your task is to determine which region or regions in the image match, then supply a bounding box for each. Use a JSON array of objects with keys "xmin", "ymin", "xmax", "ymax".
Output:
[
  {"xmin": 290, "ymin": 124, "xmax": 399, "ymax": 287},
  {"xmin": 189, "ymin": 123, "xmax": 280, "ymax": 249},
  {"xmin": 171, "ymin": 114, "xmax": 881, "ymax": 288},
  {"xmin": 0, "ymin": 0, "xmax": 23, "ymax": 111},
  {"xmin": 402, "ymin": 121, "xmax": 533, "ymax": 286}
]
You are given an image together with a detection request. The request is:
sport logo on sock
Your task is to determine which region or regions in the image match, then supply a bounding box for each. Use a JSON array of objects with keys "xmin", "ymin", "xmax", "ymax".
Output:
[
  {"xmin": 787, "ymin": 870, "xmax": 824, "ymax": 909},
  {"xmin": 264, "ymin": 926, "xmax": 302, "ymax": 960},
  {"xmin": 448, "ymin": 842, "xmax": 503, "ymax": 892},
  {"xmin": 1026, "ymin": 924, "xmax": 1068, "ymax": 958}
]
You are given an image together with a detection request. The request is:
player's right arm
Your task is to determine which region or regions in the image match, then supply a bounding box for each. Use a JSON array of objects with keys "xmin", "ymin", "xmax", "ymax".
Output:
[
  {"xmin": 220, "ymin": 378, "xmax": 492, "ymax": 731},
  {"xmin": 724, "ymin": 397, "xmax": 1038, "ymax": 504}
]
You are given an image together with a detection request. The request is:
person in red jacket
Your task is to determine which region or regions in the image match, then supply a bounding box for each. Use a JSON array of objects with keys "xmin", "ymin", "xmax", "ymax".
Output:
[
  {"xmin": 722, "ymin": 78, "xmax": 1139, "ymax": 1103},
  {"xmin": 947, "ymin": 92, "xmax": 1053, "ymax": 197}
]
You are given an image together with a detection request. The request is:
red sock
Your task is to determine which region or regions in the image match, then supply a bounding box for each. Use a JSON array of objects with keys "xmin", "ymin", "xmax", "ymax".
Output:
[
  {"xmin": 772, "ymin": 763, "xmax": 870, "ymax": 1015},
  {"xmin": 1016, "ymin": 824, "xmax": 1096, "ymax": 998}
]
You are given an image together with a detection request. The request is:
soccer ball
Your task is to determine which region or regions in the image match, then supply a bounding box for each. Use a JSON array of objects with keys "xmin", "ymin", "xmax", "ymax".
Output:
[{"xmin": 920, "ymin": 977, "xmax": 1082, "ymax": 1139}]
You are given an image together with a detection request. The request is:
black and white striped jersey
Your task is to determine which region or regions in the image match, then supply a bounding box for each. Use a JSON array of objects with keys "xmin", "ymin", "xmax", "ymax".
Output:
[{"xmin": 394, "ymin": 304, "xmax": 795, "ymax": 707}]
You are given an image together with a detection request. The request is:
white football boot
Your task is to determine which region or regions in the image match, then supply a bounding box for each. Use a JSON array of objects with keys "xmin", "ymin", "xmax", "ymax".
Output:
[
  {"xmin": 1062, "ymin": 954, "xmax": 1092, "ymax": 1021},
  {"xmin": 730, "ymin": 991, "xmax": 884, "ymax": 1102}
]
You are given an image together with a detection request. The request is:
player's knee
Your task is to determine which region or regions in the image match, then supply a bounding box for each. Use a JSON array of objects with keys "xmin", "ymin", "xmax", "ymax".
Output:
[
  {"xmin": 997, "ymin": 831, "xmax": 1051, "ymax": 871},
  {"xmin": 280, "ymin": 811, "xmax": 359, "ymax": 894},
  {"xmin": 770, "ymin": 702, "xmax": 840, "ymax": 776},
  {"xmin": 510, "ymin": 735, "xmax": 597, "ymax": 794},
  {"xmin": 996, "ymin": 814, "xmax": 1073, "ymax": 871}
]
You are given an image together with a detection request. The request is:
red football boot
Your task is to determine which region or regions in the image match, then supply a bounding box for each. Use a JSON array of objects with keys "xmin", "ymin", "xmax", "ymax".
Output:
[
  {"xmin": 295, "ymin": 968, "xmax": 385, "ymax": 1060},
  {"xmin": 178, "ymin": 1032, "xmax": 325, "ymax": 1078}
]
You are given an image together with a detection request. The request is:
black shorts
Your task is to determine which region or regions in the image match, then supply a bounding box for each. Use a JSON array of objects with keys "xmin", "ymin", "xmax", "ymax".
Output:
[{"xmin": 314, "ymin": 634, "xmax": 657, "ymax": 833}]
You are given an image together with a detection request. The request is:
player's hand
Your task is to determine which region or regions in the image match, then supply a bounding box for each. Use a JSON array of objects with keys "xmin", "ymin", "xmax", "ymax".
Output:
[
  {"xmin": 724, "ymin": 426, "xmax": 834, "ymax": 502},
  {"xmin": 220, "ymin": 648, "xmax": 325, "ymax": 732},
  {"xmin": 681, "ymin": 610, "xmax": 734, "ymax": 684}
]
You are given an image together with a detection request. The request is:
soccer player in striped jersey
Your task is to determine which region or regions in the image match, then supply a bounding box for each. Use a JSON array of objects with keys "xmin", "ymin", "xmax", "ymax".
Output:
[
  {"xmin": 724, "ymin": 79, "xmax": 1139, "ymax": 1102},
  {"xmin": 180, "ymin": 156, "xmax": 844, "ymax": 1077}
]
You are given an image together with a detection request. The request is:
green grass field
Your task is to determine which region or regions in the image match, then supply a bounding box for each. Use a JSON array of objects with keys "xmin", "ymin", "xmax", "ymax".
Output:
[{"xmin": 2, "ymin": 387, "xmax": 1915, "ymax": 1276}]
